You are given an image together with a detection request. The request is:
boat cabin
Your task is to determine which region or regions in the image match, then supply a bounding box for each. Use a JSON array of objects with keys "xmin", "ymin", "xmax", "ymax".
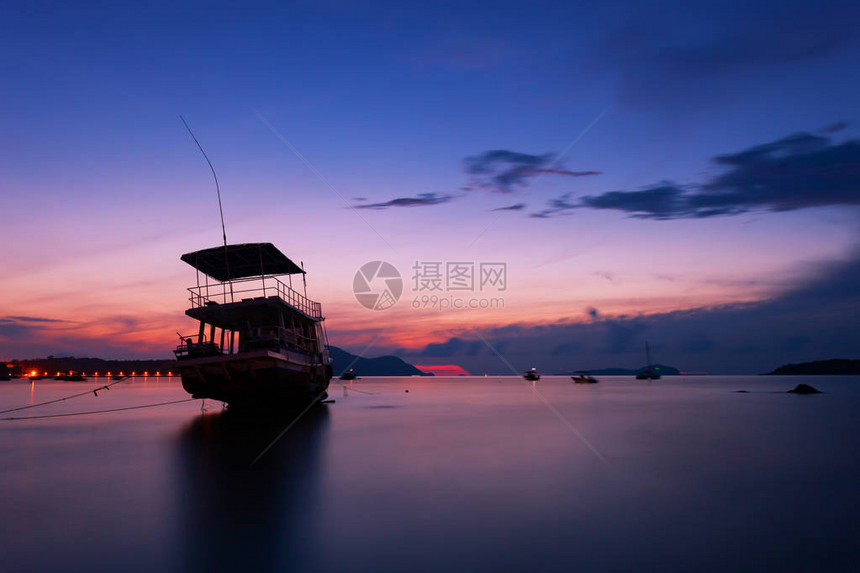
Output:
[{"xmin": 174, "ymin": 243, "xmax": 329, "ymax": 363}]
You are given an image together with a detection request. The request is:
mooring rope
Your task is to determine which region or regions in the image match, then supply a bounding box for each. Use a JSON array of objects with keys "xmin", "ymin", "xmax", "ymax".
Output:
[
  {"xmin": 332, "ymin": 379, "xmax": 377, "ymax": 395},
  {"xmin": 0, "ymin": 398, "xmax": 198, "ymax": 421},
  {"xmin": 0, "ymin": 377, "xmax": 132, "ymax": 415}
]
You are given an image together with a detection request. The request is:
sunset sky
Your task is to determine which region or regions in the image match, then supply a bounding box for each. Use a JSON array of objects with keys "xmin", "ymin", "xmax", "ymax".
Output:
[{"xmin": 2, "ymin": 1, "xmax": 859, "ymax": 374}]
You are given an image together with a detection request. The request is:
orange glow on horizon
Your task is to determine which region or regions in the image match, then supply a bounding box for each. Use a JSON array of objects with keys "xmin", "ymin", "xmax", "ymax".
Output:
[{"xmin": 413, "ymin": 364, "xmax": 471, "ymax": 376}]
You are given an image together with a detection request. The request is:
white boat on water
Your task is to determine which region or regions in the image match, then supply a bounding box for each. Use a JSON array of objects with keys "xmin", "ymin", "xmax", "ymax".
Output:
[
  {"xmin": 523, "ymin": 367, "xmax": 541, "ymax": 381},
  {"xmin": 174, "ymin": 243, "xmax": 332, "ymax": 409}
]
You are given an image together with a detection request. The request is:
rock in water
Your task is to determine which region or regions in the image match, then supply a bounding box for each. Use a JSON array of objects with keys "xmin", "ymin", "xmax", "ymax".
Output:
[{"xmin": 787, "ymin": 384, "xmax": 822, "ymax": 394}]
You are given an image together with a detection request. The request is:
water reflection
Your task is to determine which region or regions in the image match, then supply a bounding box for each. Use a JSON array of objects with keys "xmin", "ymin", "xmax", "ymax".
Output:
[{"xmin": 175, "ymin": 405, "xmax": 330, "ymax": 573}]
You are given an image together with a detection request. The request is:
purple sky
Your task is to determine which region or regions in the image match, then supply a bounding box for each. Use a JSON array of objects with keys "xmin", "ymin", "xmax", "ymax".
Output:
[{"xmin": 2, "ymin": 1, "xmax": 859, "ymax": 373}]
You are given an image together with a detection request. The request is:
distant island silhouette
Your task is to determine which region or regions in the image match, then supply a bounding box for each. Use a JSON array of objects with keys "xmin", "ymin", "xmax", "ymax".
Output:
[
  {"xmin": 555, "ymin": 364, "xmax": 681, "ymax": 376},
  {"xmin": 328, "ymin": 347, "xmax": 431, "ymax": 377},
  {"xmin": 766, "ymin": 359, "xmax": 860, "ymax": 375},
  {"xmin": 2, "ymin": 347, "xmax": 432, "ymax": 379}
]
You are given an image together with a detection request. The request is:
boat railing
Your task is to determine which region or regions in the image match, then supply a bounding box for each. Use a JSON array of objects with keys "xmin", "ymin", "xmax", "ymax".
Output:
[
  {"xmin": 175, "ymin": 325, "xmax": 320, "ymax": 358},
  {"xmin": 187, "ymin": 275, "xmax": 322, "ymax": 319}
]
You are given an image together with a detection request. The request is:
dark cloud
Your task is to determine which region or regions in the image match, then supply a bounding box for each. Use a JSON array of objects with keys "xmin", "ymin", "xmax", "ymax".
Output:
[
  {"xmin": 6, "ymin": 315, "xmax": 69, "ymax": 323},
  {"xmin": 537, "ymin": 132, "xmax": 860, "ymax": 219},
  {"xmin": 419, "ymin": 337, "xmax": 464, "ymax": 357},
  {"xmin": 820, "ymin": 121, "xmax": 849, "ymax": 134},
  {"xmin": 464, "ymin": 149, "xmax": 600, "ymax": 193},
  {"xmin": 0, "ymin": 315, "xmax": 71, "ymax": 339},
  {"xmin": 551, "ymin": 342, "xmax": 585, "ymax": 356},
  {"xmin": 597, "ymin": 2, "xmax": 860, "ymax": 107},
  {"xmin": 397, "ymin": 249, "xmax": 860, "ymax": 374},
  {"xmin": 530, "ymin": 193, "xmax": 578, "ymax": 218},
  {"xmin": 354, "ymin": 193, "xmax": 456, "ymax": 210},
  {"xmin": 491, "ymin": 203, "xmax": 527, "ymax": 212},
  {"xmin": 0, "ymin": 319, "xmax": 32, "ymax": 339}
]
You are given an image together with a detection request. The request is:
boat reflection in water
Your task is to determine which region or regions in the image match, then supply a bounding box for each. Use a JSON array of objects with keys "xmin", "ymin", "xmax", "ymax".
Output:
[{"xmin": 175, "ymin": 405, "xmax": 330, "ymax": 572}]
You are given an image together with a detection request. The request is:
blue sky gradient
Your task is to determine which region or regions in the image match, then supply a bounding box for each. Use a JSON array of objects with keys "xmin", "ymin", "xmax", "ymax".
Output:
[{"xmin": 2, "ymin": 1, "xmax": 858, "ymax": 373}]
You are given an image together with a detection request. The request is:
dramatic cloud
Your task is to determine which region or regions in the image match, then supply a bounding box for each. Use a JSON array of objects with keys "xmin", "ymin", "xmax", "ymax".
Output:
[
  {"xmin": 531, "ymin": 193, "xmax": 579, "ymax": 218},
  {"xmin": 537, "ymin": 132, "xmax": 860, "ymax": 219},
  {"xmin": 463, "ymin": 149, "xmax": 600, "ymax": 193},
  {"xmin": 491, "ymin": 203, "xmax": 527, "ymax": 212},
  {"xmin": 0, "ymin": 316, "xmax": 72, "ymax": 339},
  {"xmin": 358, "ymin": 148, "xmax": 601, "ymax": 210},
  {"xmin": 395, "ymin": 249, "xmax": 860, "ymax": 375},
  {"xmin": 354, "ymin": 193, "xmax": 456, "ymax": 210}
]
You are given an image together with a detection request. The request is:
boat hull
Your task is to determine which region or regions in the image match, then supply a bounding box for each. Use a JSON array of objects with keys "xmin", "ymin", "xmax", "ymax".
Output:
[{"xmin": 178, "ymin": 351, "xmax": 331, "ymax": 408}]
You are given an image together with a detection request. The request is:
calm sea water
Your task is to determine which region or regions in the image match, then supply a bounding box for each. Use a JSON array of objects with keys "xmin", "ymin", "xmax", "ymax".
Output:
[{"xmin": 1, "ymin": 375, "xmax": 858, "ymax": 573}]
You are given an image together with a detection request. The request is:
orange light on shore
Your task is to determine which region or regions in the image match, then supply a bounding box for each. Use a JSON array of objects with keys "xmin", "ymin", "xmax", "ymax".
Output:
[
  {"xmin": 168, "ymin": 371, "xmax": 173, "ymax": 377},
  {"xmin": 156, "ymin": 371, "xmax": 161, "ymax": 377}
]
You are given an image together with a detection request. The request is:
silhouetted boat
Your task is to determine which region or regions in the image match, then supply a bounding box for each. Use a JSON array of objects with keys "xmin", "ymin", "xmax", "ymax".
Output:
[
  {"xmin": 523, "ymin": 367, "xmax": 541, "ymax": 381},
  {"xmin": 174, "ymin": 243, "xmax": 332, "ymax": 409},
  {"xmin": 636, "ymin": 341, "xmax": 661, "ymax": 380},
  {"xmin": 339, "ymin": 369, "xmax": 357, "ymax": 380},
  {"xmin": 571, "ymin": 372, "xmax": 598, "ymax": 383}
]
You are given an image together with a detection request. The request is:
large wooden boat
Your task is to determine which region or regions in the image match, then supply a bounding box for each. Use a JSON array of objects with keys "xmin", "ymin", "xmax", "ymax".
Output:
[{"xmin": 174, "ymin": 243, "xmax": 332, "ymax": 409}]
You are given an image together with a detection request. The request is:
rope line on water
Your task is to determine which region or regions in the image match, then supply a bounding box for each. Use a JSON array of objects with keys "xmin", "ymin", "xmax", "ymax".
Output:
[
  {"xmin": 0, "ymin": 398, "xmax": 198, "ymax": 421},
  {"xmin": 0, "ymin": 378, "xmax": 132, "ymax": 415},
  {"xmin": 333, "ymin": 380, "xmax": 377, "ymax": 395}
]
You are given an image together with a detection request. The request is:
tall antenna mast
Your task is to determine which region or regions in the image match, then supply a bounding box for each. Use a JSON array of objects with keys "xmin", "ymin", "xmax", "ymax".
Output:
[
  {"xmin": 180, "ymin": 115, "xmax": 228, "ymax": 248},
  {"xmin": 180, "ymin": 115, "xmax": 233, "ymax": 302}
]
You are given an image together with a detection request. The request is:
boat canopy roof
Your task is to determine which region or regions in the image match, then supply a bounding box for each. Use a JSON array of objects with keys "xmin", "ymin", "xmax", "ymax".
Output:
[{"xmin": 181, "ymin": 243, "xmax": 304, "ymax": 280}]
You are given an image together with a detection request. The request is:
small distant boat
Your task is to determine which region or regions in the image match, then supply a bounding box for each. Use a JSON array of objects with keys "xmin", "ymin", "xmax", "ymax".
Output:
[
  {"xmin": 54, "ymin": 372, "xmax": 86, "ymax": 381},
  {"xmin": 339, "ymin": 369, "xmax": 357, "ymax": 381},
  {"xmin": 523, "ymin": 367, "xmax": 541, "ymax": 381},
  {"xmin": 636, "ymin": 342, "xmax": 661, "ymax": 380},
  {"xmin": 571, "ymin": 372, "xmax": 599, "ymax": 384}
]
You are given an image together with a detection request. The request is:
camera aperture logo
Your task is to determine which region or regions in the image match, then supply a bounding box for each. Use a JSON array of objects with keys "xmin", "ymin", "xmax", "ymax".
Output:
[{"xmin": 353, "ymin": 261, "xmax": 403, "ymax": 311}]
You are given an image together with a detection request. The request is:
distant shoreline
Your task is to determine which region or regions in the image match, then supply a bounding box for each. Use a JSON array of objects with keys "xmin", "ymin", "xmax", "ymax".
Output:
[{"xmin": 765, "ymin": 359, "xmax": 860, "ymax": 376}]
